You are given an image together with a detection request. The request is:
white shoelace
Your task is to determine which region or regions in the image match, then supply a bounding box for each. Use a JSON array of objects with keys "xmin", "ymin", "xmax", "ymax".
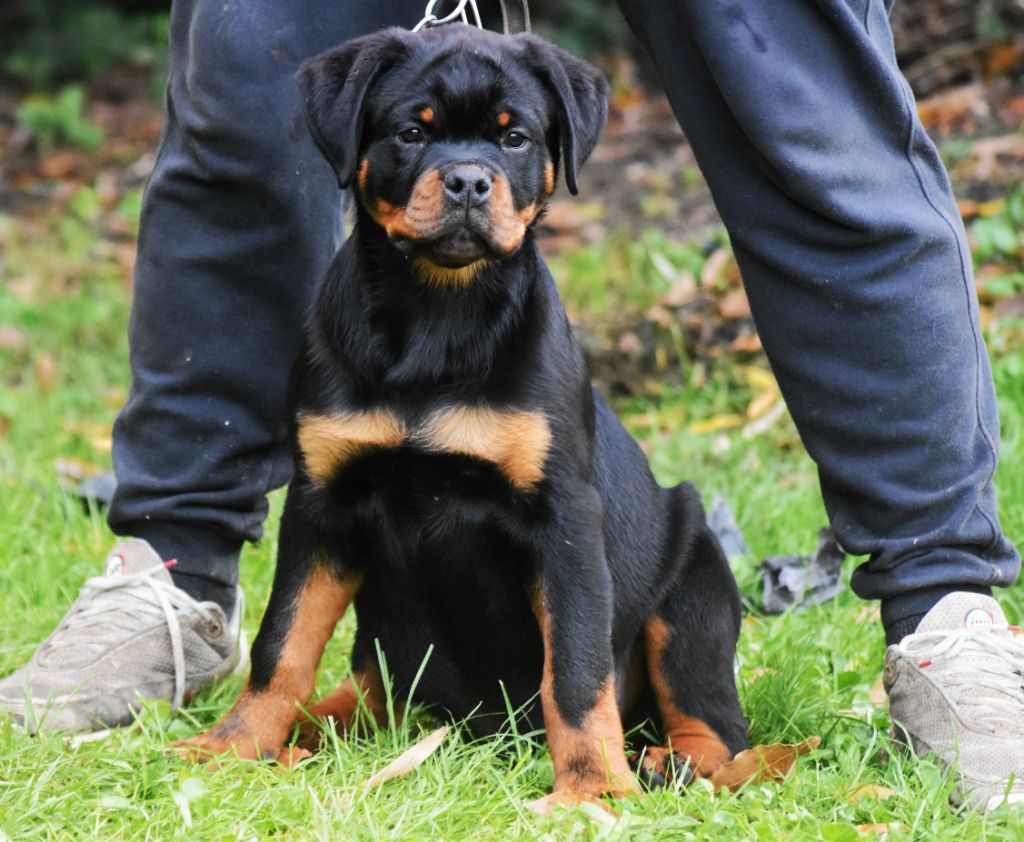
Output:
[
  {"xmin": 47, "ymin": 562, "xmax": 220, "ymax": 710},
  {"xmin": 899, "ymin": 627, "xmax": 1024, "ymax": 726}
]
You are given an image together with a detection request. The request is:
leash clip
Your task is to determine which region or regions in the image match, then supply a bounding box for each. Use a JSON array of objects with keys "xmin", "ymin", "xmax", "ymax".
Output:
[
  {"xmin": 411, "ymin": 0, "xmax": 530, "ymax": 34},
  {"xmin": 412, "ymin": 0, "xmax": 483, "ymax": 32}
]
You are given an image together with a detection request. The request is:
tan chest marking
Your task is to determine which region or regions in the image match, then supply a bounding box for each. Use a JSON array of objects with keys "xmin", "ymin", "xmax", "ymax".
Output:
[
  {"xmin": 297, "ymin": 406, "xmax": 551, "ymax": 491},
  {"xmin": 420, "ymin": 406, "xmax": 552, "ymax": 490},
  {"xmin": 298, "ymin": 410, "xmax": 406, "ymax": 485}
]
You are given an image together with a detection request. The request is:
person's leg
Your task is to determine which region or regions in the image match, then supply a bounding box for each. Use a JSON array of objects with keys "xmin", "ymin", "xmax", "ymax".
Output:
[
  {"xmin": 617, "ymin": 0, "xmax": 1019, "ymax": 639},
  {"xmin": 616, "ymin": 0, "xmax": 1024, "ymax": 811},
  {"xmin": 109, "ymin": 0, "xmax": 420, "ymax": 611},
  {"xmin": 0, "ymin": 0, "xmax": 422, "ymax": 733}
]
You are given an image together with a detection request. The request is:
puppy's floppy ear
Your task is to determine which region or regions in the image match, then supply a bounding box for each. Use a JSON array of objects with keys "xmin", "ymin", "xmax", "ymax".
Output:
[
  {"xmin": 521, "ymin": 37, "xmax": 609, "ymax": 195},
  {"xmin": 300, "ymin": 28, "xmax": 411, "ymax": 190}
]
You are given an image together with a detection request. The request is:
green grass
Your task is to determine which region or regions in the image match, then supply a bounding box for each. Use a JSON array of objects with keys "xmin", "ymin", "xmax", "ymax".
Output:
[{"xmin": 1, "ymin": 204, "xmax": 1024, "ymax": 840}]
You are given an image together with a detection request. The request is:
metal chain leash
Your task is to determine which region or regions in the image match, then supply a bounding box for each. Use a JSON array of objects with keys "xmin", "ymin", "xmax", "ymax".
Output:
[
  {"xmin": 412, "ymin": 0, "xmax": 530, "ymax": 34},
  {"xmin": 413, "ymin": 0, "xmax": 483, "ymax": 31}
]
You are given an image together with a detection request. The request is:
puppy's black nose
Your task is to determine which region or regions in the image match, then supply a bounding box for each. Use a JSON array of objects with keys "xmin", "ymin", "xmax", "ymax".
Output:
[{"xmin": 442, "ymin": 166, "xmax": 492, "ymax": 208}]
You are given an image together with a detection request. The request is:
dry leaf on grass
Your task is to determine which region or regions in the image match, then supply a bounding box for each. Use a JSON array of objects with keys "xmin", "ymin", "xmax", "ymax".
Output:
[
  {"xmin": 850, "ymin": 784, "xmax": 898, "ymax": 803},
  {"xmin": 718, "ymin": 289, "xmax": 751, "ymax": 320},
  {"xmin": 701, "ymin": 248, "xmax": 734, "ymax": 289},
  {"xmin": 689, "ymin": 414, "xmax": 745, "ymax": 434},
  {"xmin": 746, "ymin": 391, "xmax": 779, "ymax": 421},
  {"xmin": 360, "ymin": 726, "xmax": 450, "ymax": 790},
  {"xmin": 857, "ymin": 823, "xmax": 893, "ymax": 837},
  {"xmin": 709, "ymin": 736, "xmax": 820, "ymax": 791},
  {"xmin": 730, "ymin": 332, "xmax": 762, "ymax": 353}
]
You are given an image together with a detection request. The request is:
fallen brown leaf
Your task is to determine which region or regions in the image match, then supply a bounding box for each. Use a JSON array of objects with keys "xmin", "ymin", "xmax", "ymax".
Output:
[
  {"xmin": 709, "ymin": 736, "xmax": 820, "ymax": 791},
  {"xmin": 645, "ymin": 304, "xmax": 675, "ymax": 328},
  {"xmin": 689, "ymin": 414, "xmax": 745, "ymax": 434},
  {"xmin": 360, "ymin": 726, "xmax": 449, "ymax": 790},
  {"xmin": 719, "ymin": 289, "xmax": 751, "ymax": 320},
  {"xmin": 957, "ymin": 199, "xmax": 978, "ymax": 220},
  {"xmin": 746, "ymin": 391, "xmax": 778, "ymax": 420},
  {"xmin": 916, "ymin": 83, "xmax": 989, "ymax": 136},
  {"xmin": 39, "ymin": 151, "xmax": 77, "ymax": 179},
  {"xmin": 857, "ymin": 823, "xmax": 892, "ymax": 837},
  {"xmin": 730, "ymin": 332, "xmax": 763, "ymax": 353},
  {"xmin": 850, "ymin": 784, "xmax": 898, "ymax": 803},
  {"xmin": 701, "ymin": 248, "xmax": 733, "ymax": 290},
  {"xmin": 660, "ymin": 273, "xmax": 698, "ymax": 307},
  {"xmin": 744, "ymin": 367, "xmax": 777, "ymax": 392},
  {"xmin": 985, "ymin": 42, "xmax": 1024, "ymax": 77}
]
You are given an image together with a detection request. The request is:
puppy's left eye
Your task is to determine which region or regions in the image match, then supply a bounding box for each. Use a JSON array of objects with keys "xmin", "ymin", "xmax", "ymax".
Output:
[
  {"xmin": 502, "ymin": 130, "xmax": 529, "ymax": 149},
  {"xmin": 398, "ymin": 127, "xmax": 425, "ymax": 143}
]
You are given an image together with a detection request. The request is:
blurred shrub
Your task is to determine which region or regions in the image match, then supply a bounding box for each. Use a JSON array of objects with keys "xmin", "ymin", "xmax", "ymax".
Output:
[
  {"xmin": 2, "ymin": 1, "xmax": 169, "ymax": 91},
  {"xmin": 528, "ymin": 0, "xmax": 631, "ymax": 58},
  {"xmin": 16, "ymin": 85, "xmax": 105, "ymax": 150}
]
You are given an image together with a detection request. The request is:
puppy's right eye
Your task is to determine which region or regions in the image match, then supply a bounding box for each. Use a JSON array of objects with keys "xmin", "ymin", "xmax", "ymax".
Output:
[{"xmin": 397, "ymin": 127, "xmax": 424, "ymax": 144}]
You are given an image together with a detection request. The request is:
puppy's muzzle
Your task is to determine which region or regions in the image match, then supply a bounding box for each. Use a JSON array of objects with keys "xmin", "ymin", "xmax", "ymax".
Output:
[{"xmin": 442, "ymin": 165, "xmax": 493, "ymax": 210}]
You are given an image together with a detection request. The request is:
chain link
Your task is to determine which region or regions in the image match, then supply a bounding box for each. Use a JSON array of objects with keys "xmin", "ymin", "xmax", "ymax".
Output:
[{"xmin": 412, "ymin": 0, "xmax": 483, "ymax": 32}]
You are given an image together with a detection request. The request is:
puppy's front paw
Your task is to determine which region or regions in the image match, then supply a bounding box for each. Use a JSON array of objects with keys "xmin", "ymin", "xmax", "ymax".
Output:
[
  {"xmin": 635, "ymin": 747, "xmax": 695, "ymax": 789},
  {"xmin": 174, "ymin": 726, "xmax": 278, "ymax": 763},
  {"xmin": 174, "ymin": 701, "xmax": 293, "ymax": 764}
]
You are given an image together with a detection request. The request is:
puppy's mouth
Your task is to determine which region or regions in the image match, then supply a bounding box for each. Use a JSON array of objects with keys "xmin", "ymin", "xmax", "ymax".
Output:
[
  {"xmin": 366, "ymin": 166, "xmax": 541, "ymax": 273},
  {"xmin": 391, "ymin": 211, "xmax": 495, "ymax": 267},
  {"xmin": 417, "ymin": 224, "xmax": 490, "ymax": 267}
]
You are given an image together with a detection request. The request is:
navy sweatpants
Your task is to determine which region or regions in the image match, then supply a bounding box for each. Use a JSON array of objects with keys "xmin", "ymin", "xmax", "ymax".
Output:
[{"xmin": 108, "ymin": 0, "xmax": 1020, "ymax": 635}]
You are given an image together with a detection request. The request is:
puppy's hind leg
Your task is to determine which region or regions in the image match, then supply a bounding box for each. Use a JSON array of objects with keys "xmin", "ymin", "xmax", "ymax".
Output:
[
  {"xmin": 638, "ymin": 484, "xmax": 747, "ymax": 786},
  {"xmin": 294, "ymin": 643, "xmax": 394, "ymax": 750}
]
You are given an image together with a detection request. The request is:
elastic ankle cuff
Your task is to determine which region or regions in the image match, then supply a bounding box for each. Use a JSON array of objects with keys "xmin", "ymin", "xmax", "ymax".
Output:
[
  {"xmin": 119, "ymin": 522, "xmax": 242, "ymax": 589},
  {"xmin": 881, "ymin": 584, "xmax": 994, "ymax": 643}
]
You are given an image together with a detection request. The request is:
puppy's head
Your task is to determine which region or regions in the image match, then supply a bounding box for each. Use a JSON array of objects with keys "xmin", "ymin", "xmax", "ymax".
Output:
[{"xmin": 301, "ymin": 25, "xmax": 608, "ymax": 284}]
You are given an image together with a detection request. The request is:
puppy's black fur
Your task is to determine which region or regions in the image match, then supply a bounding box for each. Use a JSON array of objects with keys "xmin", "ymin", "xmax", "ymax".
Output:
[{"xmin": 181, "ymin": 24, "xmax": 747, "ymax": 804}]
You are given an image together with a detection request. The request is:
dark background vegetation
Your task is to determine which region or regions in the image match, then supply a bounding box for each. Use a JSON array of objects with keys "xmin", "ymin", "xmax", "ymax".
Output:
[{"xmin": 3, "ymin": 0, "xmax": 1024, "ymax": 91}]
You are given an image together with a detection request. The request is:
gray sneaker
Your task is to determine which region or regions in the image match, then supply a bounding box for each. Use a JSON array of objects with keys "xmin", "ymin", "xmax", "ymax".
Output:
[
  {"xmin": 884, "ymin": 592, "xmax": 1024, "ymax": 812},
  {"xmin": 0, "ymin": 538, "xmax": 245, "ymax": 734}
]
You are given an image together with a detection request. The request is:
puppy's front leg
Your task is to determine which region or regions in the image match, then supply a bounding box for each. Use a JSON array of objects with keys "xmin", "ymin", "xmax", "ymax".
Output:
[
  {"xmin": 177, "ymin": 489, "xmax": 358, "ymax": 762},
  {"xmin": 528, "ymin": 486, "xmax": 640, "ymax": 813}
]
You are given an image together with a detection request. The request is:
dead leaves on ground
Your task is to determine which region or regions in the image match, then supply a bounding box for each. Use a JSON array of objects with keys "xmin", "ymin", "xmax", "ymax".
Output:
[
  {"xmin": 359, "ymin": 725, "xmax": 450, "ymax": 791},
  {"xmin": 531, "ymin": 736, "xmax": 821, "ymax": 820},
  {"xmin": 709, "ymin": 736, "xmax": 820, "ymax": 792}
]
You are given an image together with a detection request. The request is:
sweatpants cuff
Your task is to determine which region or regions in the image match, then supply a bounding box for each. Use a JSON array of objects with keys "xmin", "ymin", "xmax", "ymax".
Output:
[
  {"xmin": 119, "ymin": 521, "xmax": 243, "ymax": 589},
  {"xmin": 880, "ymin": 583, "xmax": 994, "ymax": 641}
]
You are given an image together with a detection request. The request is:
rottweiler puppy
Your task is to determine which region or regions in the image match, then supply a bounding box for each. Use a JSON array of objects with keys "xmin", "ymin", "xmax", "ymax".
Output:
[{"xmin": 179, "ymin": 23, "xmax": 747, "ymax": 809}]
